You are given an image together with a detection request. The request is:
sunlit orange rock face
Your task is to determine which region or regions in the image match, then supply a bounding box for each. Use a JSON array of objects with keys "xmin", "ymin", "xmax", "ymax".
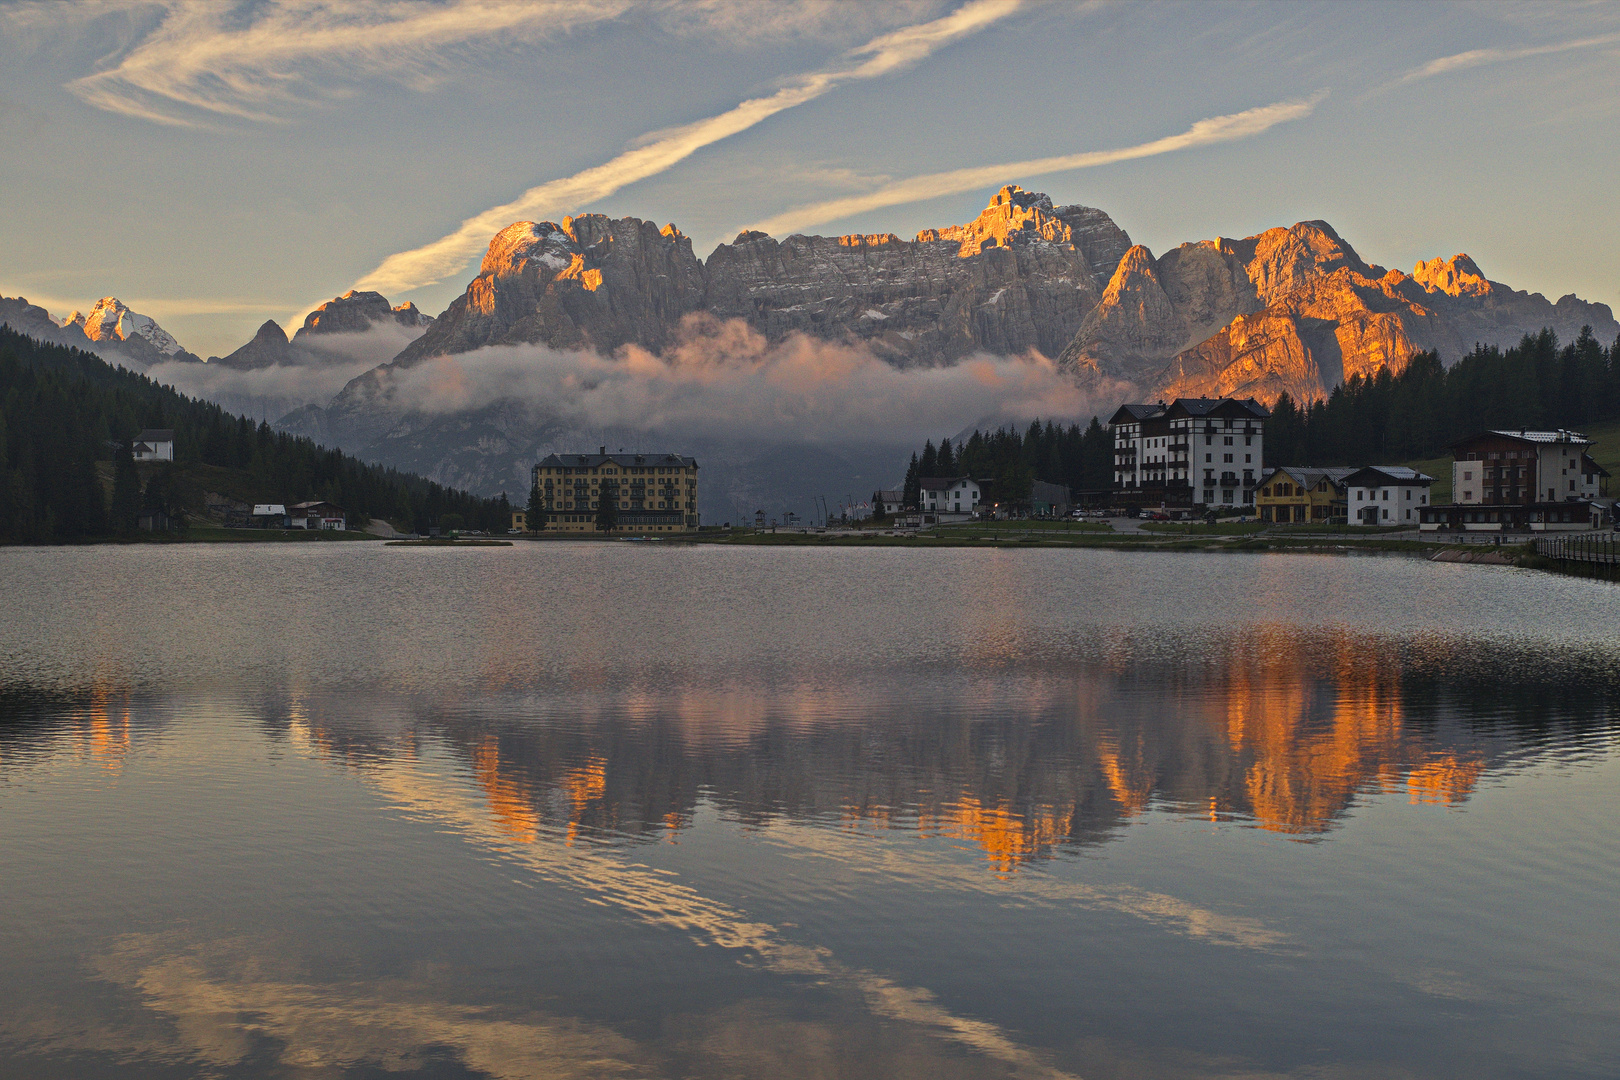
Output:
[
  {"xmin": 1062, "ymin": 220, "xmax": 1616, "ymax": 403},
  {"xmin": 390, "ymin": 214, "xmax": 708, "ymax": 366}
]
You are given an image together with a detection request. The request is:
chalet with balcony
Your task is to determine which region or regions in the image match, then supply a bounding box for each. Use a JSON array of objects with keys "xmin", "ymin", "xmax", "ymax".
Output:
[
  {"xmin": 1420, "ymin": 429, "xmax": 1611, "ymax": 531},
  {"xmin": 919, "ymin": 476, "xmax": 979, "ymax": 522},
  {"xmin": 1110, "ymin": 397, "xmax": 1267, "ymax": 508}
]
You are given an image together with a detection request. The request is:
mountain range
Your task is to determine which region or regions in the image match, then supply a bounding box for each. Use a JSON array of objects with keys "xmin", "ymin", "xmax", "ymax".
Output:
[{"xmin": 4, "ymin": 184, "xmax": 1615, "ymax": 520}]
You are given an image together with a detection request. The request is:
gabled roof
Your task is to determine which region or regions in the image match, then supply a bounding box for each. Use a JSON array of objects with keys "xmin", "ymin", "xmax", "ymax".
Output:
[
  {"xmin": 1107, "ymin": 403, "xmax": 1165, "ymax": 425},
  {"xmin": 875, "ymin": 489, "xmax": 905, "ymax": 501},
  {"xmin": 1449, "ymin": 429, "xmax": 1591, "ymax": 448},
  {"xmin": 1166, "ymin": 397, "xmax": 1270, "ymax": 420},
  {"xmin": 538, "ymin": 452, "xmax": 697, "ymax": 469},
  {"xmin": 1261, "ymin": 466, "xmax": 1356, "ymax": 490},
  {"xmin": 920, "ymin": 476, "xmax": 974, "ymax": 491},
  {"xmin": 1341, "ymin": 465, "xmax": 1435, "ymax": 488},
  {"xmin": 136, "ymin": 428, "xmax": 174, "ymax": 442},
  {"xmin": 1109, "ymin": 398, "xmax": 1269, "ymax": 426}
]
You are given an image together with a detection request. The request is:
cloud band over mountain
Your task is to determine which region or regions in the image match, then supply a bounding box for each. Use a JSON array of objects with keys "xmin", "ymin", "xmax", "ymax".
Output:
[
  {"xmin": 353, "ymin": 0, "xmax": 1021, "ymax": 295},
  {"xmin": 745, "ymin": 96, "xmax": 1324, "ymax": 238}
]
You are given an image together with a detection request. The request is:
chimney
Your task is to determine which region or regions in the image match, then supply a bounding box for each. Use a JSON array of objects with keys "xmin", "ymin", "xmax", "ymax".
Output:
[{"xmin": 599, "ymin": 445, "xmax": 606, "ymax": 455}]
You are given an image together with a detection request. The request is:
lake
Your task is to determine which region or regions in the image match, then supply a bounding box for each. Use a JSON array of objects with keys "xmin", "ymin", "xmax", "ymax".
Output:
[{"xmin": 1, "ymin": 543, "xmax": 1617, "ymax": 1079}]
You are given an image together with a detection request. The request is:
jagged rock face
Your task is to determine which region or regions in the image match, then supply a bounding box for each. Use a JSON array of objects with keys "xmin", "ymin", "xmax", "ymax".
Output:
[
  {"xmin": 389, "ymin": 215, "xmax": 708, "ymax": 367},
  {"xmin": 915, "ymin": 184, "xmax": 1132, "ymax": 290},
  {"xmin": 1411, "ymin": 254, "xmax": 1489, "ymax": 298},
  {"xmin": 214, "ymin": 319, "xmax": 296, "ymax": 370},
  {"xmin": 704, "ymin": 185, "xmax": 1119, "ymax": 364},
  {"xmin": 62, "ymin": 297, "xmax": 203, "ymax": 366},
  {"xmin": 1063, "ymin": 221, "xmax": 1618, "ymax": 403},
  {"xmin": 0, "ymin": 296, "xmax": 95, "ymax": 352},
  {"xmin": 292, "ymin": 290, "xmax": 434, "ymax": 341},
  {"xmin": 383, "ymin": 186, "xmax": 1126, "ymax": 373}
]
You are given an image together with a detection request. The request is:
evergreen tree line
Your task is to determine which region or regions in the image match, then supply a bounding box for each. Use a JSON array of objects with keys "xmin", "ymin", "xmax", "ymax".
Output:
[
  {"xmin": 0, "ymin": 327, "xmax": 510, "ymax": 543},
  {"xmin": 1267, "ymin": 327, "xmax": 1620, "ymax": 466},
  {"xmin": 900, "ymin": 418, "xmax": 1113, "ymax": 509},
  {"xmin": 897, "ymin": 327, "xmax": 1620, "ymax": 507}
]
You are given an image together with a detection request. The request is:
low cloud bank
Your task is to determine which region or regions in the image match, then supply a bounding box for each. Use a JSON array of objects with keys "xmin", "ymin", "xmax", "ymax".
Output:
[
  {"xmin": 147, "ymin": 321, "xmax": 426, "ymax": 420},
  {"xmin": 377, "ymin": 315, "xmax": 1126, "ymax": 447}
]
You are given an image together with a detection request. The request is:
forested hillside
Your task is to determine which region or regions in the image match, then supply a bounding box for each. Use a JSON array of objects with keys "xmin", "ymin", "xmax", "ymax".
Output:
[
  {"xmin": 901, "ymin": 419, "xmax": 1114, "ymax": 508},
  {"xmin": 0, "ymin": 327, "xmax": 509, "ymax": 543},
  {"xmin": 900, "ymin": 327, "xmax": 1620, "ymax": 506},
  {"xmin": 1266, "ymin": 327, "xmax": 1620, "ymax": 466}
]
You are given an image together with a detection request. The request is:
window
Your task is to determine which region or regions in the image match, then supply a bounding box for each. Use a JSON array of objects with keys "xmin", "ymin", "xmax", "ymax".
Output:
[
  {"xmin": 1206, "ymin": 454, "xmax": 1212, "ymax": 462},
  {"xmin": 1244, "ymin": 437, "xmax": 1252, "ymax": 446},
  {"xmin": 1245, "ymin": 455, "xmax": 1251, "ymax": 463},
  {"xmin": 1223, "ymin": 454, "xmax": 1233, "ymax": 463},
  {"xmin": 1382, "ymin": 490, "xmax": 1389, "ymax": 500},
  {"xmin": 1224, "ymin": 436, "xmax": 1233, "ymax": 446}
]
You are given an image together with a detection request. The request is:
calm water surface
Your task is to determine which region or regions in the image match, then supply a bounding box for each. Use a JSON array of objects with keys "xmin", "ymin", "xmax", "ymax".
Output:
[{"xmin": 1, "ymin": 544, "xmax": 1618, "ymax": 1079}]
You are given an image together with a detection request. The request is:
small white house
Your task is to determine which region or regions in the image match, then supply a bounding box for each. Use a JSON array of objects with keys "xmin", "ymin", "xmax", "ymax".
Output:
[
  {"xmin": 1343, "ymin": 466, "xmax": 1433, "ymax": 526},
  {"xmin": 919, "ymin": 476, "xmax": 980, "ymax": 520},
  {"xmin": 132, "ymin": 428, "xmax": 174, "ymax": 462}
]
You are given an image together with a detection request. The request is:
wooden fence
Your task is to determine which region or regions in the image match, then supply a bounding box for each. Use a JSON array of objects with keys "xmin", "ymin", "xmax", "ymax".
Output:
[{"xmin": 1534, "ymin": 533, "xmax": 1620, "ymax": 568}]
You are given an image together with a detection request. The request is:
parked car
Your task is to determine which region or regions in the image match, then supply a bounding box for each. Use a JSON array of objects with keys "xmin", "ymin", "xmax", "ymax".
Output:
[{"xmin": 1145, "ymin": 511, "xmax": 1170, "ymax": 521}]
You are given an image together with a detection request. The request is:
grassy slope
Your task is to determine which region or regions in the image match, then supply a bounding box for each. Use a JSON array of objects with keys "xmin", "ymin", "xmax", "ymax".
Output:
[{"xmin": 1402, "ymin": 419, "xmax": 1620, "ymax": 503}]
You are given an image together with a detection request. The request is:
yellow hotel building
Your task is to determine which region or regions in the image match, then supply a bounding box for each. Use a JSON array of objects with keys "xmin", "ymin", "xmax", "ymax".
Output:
[{"xmin": 530, "ymin": 449, "xmax": 699, "ymax": 533}]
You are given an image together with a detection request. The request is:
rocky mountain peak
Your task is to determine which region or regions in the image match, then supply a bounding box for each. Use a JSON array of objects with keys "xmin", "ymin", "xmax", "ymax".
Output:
[
  {"xmin": 294, "ymin": 289, "xmax": 433, "ymax": 340},
  {"xmin": 916, "ymin": 184, "xmax": 1076, "ymax": 257},
  {"xmin": 1412, "ymin": 253, "xmax": 1491, "ymax": 298},
  {"xmin": 478, "ymin": 221, "xmax": 573, "ymax": 278},
  {"xmin": 253, "ymin": 319, "xmax": 288, "ymax": 344},
  {"xmin": 77, "ymin": 297, "xmax": 186, "ymax": 357},
  {"xmin": 392, "ymin": 301, "xmax": 430, "ymax": 326}
]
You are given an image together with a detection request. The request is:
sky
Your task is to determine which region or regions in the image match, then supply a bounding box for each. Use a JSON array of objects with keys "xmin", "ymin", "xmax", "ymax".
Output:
[{"xmin": 1, "ymin": 0, "xmax": 1617, "ymax": 359}]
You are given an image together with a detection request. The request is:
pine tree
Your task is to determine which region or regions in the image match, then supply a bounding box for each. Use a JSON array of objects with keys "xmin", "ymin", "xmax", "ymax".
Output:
[
  {"xmin": 596, "ymin": 479, "xmax": 619, "ymax": 531},
  {"xmin": 938, "ymin": 438, "xmax": 955, "ymax": 475},
  {"xmin": 110, "ymin": 443, "xmax": 141, "ymax": 535},
  {"xmin": 526, "ymin": 482, "xmax": 546, "ymax": 531},
  {"xmin": 903, "ymin": 453, "xmax": 920, "ymax": 509},
  {"xmin": 919, "ymin": 440, "xmax": 938, "ymax": 478},
  {"xmin": 870, "ymin": 489, "xmax": 887, "ymax": 523}
]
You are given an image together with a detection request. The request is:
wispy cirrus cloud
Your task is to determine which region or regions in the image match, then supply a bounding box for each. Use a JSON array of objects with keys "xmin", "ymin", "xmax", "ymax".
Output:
[
  {"xmin": 1399, "ymin": 31, "xmax": 1620, "ymax": 83},
  {"xmin": 54, "ymin": 1, "xmax": 629, "ymax": 127},
  {"xmin": 745, "ymin": 95, "xmax": 1325, "ymax": 239},
  {"xmin": 35, "ymin": 0, "xmax": 962, "ymax": 128},
  {"xmin": 353, "ymin": 0, "xmax": 1023, "ymax": 296}
]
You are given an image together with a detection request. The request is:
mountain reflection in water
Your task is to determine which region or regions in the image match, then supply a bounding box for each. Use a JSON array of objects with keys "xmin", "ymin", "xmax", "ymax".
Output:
[
  {"xmin": 3, "ymin": 546, "xmax": 1619, "ymax": 1080},
  {"xmin": 9, "ymin": 625, "xmax": 1611, "ymax": 876}
]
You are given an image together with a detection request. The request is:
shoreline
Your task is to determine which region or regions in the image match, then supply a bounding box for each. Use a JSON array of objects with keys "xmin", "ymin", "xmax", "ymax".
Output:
[{"xmin": 10, "ymin": 526, "xmax": 1614, "ymax": 581}]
